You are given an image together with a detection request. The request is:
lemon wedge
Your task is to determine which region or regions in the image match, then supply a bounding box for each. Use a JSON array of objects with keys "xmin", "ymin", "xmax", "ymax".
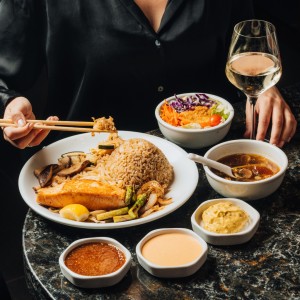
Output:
[{"xmin": 59, "ymin": 204, "xmax": 89, "ymax": 222}]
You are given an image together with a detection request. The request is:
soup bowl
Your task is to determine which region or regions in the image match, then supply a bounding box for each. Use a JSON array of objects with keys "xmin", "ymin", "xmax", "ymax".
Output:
[
  {"xmin": 155, "ymin": 92, "xmax": 234, "ymax": 149},
  {"xmin": 203, "ymin": 139, "xmax": 288, "ymax": 200}
]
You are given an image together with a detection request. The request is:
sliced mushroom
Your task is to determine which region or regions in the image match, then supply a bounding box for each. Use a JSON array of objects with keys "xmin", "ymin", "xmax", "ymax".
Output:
[
  {"xmin": 60, "ymin": 152, "xmax": 86, "ymax": 165},
  {"xmin": 34, "ymin": 164, "xmax": 59, "ymax": 187},
  {"xmin": 61, "ymin": 151, "xmax": 85, "ymax": 157},
  {"xmin": 34, "ymin": 167, "xmax": 46, "ymax": 178},
  {"xmin": 34, "ymin": 152, "xmax": 90, "ymax": 187},
  {"xmin": 57, "ymin": 156, "xmax": 72, "ymax": 168},
  {"xmin": 56, "ymin": 160, "xmax": 91, "ymax": 177},
  {"xmin": 233, "ymin": 167, "xmax": 253, "ymax": 179}
]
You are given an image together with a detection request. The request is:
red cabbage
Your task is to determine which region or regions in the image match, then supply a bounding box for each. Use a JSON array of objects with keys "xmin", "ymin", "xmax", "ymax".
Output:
[{"xmin": 169, "ymin": 93, "xmax": 216, "ymax": 113}]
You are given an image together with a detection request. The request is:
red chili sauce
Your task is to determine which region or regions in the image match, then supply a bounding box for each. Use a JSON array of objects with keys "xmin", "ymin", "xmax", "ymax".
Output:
[{"xmin": 65, "ymin": 242, "xmax": 126, "ymax": 276}]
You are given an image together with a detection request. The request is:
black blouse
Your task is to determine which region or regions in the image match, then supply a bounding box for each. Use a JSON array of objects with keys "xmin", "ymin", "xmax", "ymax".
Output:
[{"xmin": 0, "ymin": 0, "xmax": 253, "ymax": 141}]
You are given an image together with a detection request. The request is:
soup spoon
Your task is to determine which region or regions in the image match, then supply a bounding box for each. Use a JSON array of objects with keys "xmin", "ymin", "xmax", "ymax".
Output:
[{"xmin": 187, "ymin": 153, "xmax": 236, "ymax": 178}]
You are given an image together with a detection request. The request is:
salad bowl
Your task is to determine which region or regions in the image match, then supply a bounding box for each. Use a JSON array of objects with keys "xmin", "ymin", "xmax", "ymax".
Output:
[{"xmin": 155, "ymin": 92, "xmax": 234, "ymax": 149}]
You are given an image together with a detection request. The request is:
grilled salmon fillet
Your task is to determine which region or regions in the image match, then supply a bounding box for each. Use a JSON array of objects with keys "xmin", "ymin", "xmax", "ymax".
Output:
[{"xmin": 36, "ymin": 179, "xmax": 126, "ymax": 210}]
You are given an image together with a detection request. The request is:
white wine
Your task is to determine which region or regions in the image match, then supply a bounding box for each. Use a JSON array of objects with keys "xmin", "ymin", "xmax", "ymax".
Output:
[{"xmin": 226, "ymin": 52, "xmax": 282, "ymax": 97}]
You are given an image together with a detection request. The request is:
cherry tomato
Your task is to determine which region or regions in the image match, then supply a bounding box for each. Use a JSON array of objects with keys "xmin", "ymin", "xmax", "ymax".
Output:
[{"xmin": 210, "ymin": 114, "xmax": 222, "ymax": 126}]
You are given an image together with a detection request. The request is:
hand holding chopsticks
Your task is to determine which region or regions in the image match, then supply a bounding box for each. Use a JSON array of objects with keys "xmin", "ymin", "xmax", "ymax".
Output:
[{"xmin": 0, "ymin": 119, "xmax": 117, "ymax": 133}]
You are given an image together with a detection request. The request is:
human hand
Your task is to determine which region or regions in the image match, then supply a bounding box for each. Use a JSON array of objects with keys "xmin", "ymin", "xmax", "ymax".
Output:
[
  {"xmin": 244, "ymin": 86, "xmax": 297, "ymax": 148},
  {"xmin": 2, "ymin": 97, "xmax": 59, "ymax": 149}
]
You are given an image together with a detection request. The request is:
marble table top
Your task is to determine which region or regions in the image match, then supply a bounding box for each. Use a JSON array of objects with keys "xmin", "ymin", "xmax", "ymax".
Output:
[{"xmin": 23, "ymin": 83, "xmax": 300, "ymax": 299}]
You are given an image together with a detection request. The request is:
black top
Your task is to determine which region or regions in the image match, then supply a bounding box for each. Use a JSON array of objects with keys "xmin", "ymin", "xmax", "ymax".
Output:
[{"xmin": 0, "ymin": 0, "xmax": 253, "ymax": 141}]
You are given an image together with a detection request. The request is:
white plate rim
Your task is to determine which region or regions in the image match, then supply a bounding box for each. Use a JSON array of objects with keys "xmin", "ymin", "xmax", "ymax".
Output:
[{"xmin": 18, "ymin": 131, "xmax": 199, "ymax": 229}]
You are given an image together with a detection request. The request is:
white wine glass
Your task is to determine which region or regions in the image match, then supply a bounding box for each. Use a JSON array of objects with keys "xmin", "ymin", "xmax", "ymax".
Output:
[{"xmin": 225, "ymin": 20, "xmax": 282, "ymax": 139}]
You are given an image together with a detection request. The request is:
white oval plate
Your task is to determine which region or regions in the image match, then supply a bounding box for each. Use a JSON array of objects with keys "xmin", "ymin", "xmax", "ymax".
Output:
[{"xmin": 18, "ymin": 131, "xmax": 199, "ymax": 229}]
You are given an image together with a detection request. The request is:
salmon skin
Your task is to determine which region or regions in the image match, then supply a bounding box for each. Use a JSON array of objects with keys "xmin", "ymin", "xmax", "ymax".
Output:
[{"xmin": 36, "ymin": 179, "xmax": 126, "ymax": 210}]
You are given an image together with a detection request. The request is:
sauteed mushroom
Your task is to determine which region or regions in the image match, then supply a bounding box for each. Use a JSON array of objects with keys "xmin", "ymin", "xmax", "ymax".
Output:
[
  {"xmin": 59, "ymin": 151, "xmax": 86, "ymax": 165},
  {"xmin": 34, "ymin": 164, "xmax": 61, "ymax": 187},
  {"xmin": 233, "ymin": 167, "xmax": 253, "ymax": 179},
  {"xmin": 57, "ymin": 160, "xmax": 91, "ymax": 177},
  {"xmin": 34, "ymin": 151, "xmax": 92, "ymax": 186}
]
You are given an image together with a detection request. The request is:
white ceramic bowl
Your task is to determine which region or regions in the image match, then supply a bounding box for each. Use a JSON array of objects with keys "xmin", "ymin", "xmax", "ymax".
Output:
[
  {"xmin": 59, "ymin": 237, "xmax": 131, "ymax": 288},
  {"xmin": 136, "ymin": 228, "xmax": 208, "ymax": 278},
  {"xmin": 155, "ymin": 92, "xmax": 234, "ymax": 149},
  {"xmin": 203, "ymin": 139, "xmax": 288, "ymax": 200},
  {"xmin": 191, "ymin": 198, "xmax": 260, "ymax": 246}
]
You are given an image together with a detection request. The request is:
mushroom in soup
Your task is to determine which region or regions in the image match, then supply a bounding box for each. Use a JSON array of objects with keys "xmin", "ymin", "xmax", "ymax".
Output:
[{"xmin": 211, "ymin": 153, "xmax": 280, "ymax": 181}]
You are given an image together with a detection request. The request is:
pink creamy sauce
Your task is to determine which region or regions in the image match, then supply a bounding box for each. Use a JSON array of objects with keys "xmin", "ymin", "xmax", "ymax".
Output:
[{"xmin": 141, "ymin": 232, "xmax": 202, "ymax": 267}]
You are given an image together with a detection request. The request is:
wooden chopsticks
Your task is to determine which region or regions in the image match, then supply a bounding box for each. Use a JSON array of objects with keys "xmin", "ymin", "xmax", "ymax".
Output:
[{"xmin": 0, "ymin": 119, "xmax": 116, "ymax": 133}]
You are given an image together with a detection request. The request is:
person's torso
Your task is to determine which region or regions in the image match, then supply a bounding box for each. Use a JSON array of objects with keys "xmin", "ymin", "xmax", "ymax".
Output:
[{"xmin": 38, "ymin": 0, "xmax": 247, "ymax": 136}]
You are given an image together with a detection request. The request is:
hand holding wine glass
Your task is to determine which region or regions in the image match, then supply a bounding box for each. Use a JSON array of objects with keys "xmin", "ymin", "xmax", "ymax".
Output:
[{"xmin": 225, "ymin": 20, "xmax": 282, "ymax": 140}]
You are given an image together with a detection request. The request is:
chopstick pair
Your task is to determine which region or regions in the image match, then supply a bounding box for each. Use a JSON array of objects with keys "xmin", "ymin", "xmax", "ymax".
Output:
[{"xmin": 0, "ymin": 119, "xmax": 116, "ymax": 133}]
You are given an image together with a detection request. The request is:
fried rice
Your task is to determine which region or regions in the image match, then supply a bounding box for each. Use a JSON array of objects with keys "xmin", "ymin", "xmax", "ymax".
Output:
[{"xmin": 103, "ymin": 138, "xmax": 174, "ymax": 189}]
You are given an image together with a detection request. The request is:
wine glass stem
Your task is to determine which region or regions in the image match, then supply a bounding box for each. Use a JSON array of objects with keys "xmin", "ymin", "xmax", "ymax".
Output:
[{"xmin": 248, "ymin": 96, "xmax": 257, "ymax": 140}]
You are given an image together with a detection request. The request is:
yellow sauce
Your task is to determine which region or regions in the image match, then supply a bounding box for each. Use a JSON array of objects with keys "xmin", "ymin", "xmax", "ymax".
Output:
[
  {"xmin": 201, "ymin": 202, "xmax": 248, "ymax": 234},
  {"xmin": 141, "ymin": 232, "xmax": 202, "ymax": 266}
]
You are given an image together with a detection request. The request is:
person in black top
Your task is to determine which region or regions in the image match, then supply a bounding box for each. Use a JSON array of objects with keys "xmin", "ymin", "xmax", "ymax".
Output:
[{"xmin": 0, "ymin": 0, "xmax": 297, "ymax": 151}]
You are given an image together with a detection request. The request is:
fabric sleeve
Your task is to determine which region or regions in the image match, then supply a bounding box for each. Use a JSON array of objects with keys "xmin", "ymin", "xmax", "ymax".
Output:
[{"xmin": 0, "ymin": 0, "xmax": 43, "ymax": 116}]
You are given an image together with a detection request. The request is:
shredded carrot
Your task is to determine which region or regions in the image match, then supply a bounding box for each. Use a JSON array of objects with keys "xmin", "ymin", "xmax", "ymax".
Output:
[
  {"xmin": 160, "ymin": 101, "xmax": 181, "ymax": 126},
  {"xmin": 160, "ymin": 101, "xmax": 214, "ymax": 127}
]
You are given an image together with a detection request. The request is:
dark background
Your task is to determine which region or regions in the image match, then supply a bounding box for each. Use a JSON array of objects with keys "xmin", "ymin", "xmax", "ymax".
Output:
[{"xmin": 1, "ymin": 2, "xmax": 299, "ymax": 299}]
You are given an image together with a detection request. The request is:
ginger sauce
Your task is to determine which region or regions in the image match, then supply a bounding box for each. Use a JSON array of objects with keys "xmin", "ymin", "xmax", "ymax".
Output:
[
  {"xmin": 141, "ymin": 232, "xmax": 202, "ymax": 266},
  {"xmin": 65, "ymin": 242, "xmax": 125, "ymax": 276}
]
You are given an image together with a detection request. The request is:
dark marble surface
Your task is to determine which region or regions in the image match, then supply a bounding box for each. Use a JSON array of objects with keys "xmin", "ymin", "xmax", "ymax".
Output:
[{"xmin": 23, "ymin": 84, "xmax": 300, "ymax": 300}]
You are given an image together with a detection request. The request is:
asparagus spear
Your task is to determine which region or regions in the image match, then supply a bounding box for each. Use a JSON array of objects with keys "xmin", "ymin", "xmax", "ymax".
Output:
[
  {"xmin": 131, "ymin": 191, "xmax": 137, "ymax": 203},
  {"xmin": 96, "ymin": 207, "xmax": 129, "ymax": 221},
  {"xmin": 113, "ymin": 214, "xmax": 135, "ymax": 223},
  {"xmin": 128, "ymin": 193, "xmax": 147, "ymax": 218},
  {"xmin": 125, "ymin": 186, "xmax": 134, "ymax": 205}
]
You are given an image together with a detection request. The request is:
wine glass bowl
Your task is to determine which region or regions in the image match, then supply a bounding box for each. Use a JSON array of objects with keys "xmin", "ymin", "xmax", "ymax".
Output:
[{"xmin": 225, "ymin": 20, "xmax": 282, "ymax": 139}]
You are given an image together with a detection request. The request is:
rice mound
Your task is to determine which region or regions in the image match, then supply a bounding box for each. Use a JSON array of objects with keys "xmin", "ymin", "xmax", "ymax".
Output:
[{"xmin": 104, "ymin": 138, "xmax": 174, "ymax": 189}]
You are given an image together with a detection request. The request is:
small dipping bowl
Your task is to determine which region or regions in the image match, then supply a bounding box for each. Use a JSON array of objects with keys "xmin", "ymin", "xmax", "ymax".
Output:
[
  {"xmin": 59, "ymin": 237, "xmax": 132, "ymax": 288},
  {"xmin": 136, "ymin": 228, "xmax": 208, "ymax": 278},
  {"xmin": 191, "ymin": 198, "xmax": 260, "ymax": 246}
]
